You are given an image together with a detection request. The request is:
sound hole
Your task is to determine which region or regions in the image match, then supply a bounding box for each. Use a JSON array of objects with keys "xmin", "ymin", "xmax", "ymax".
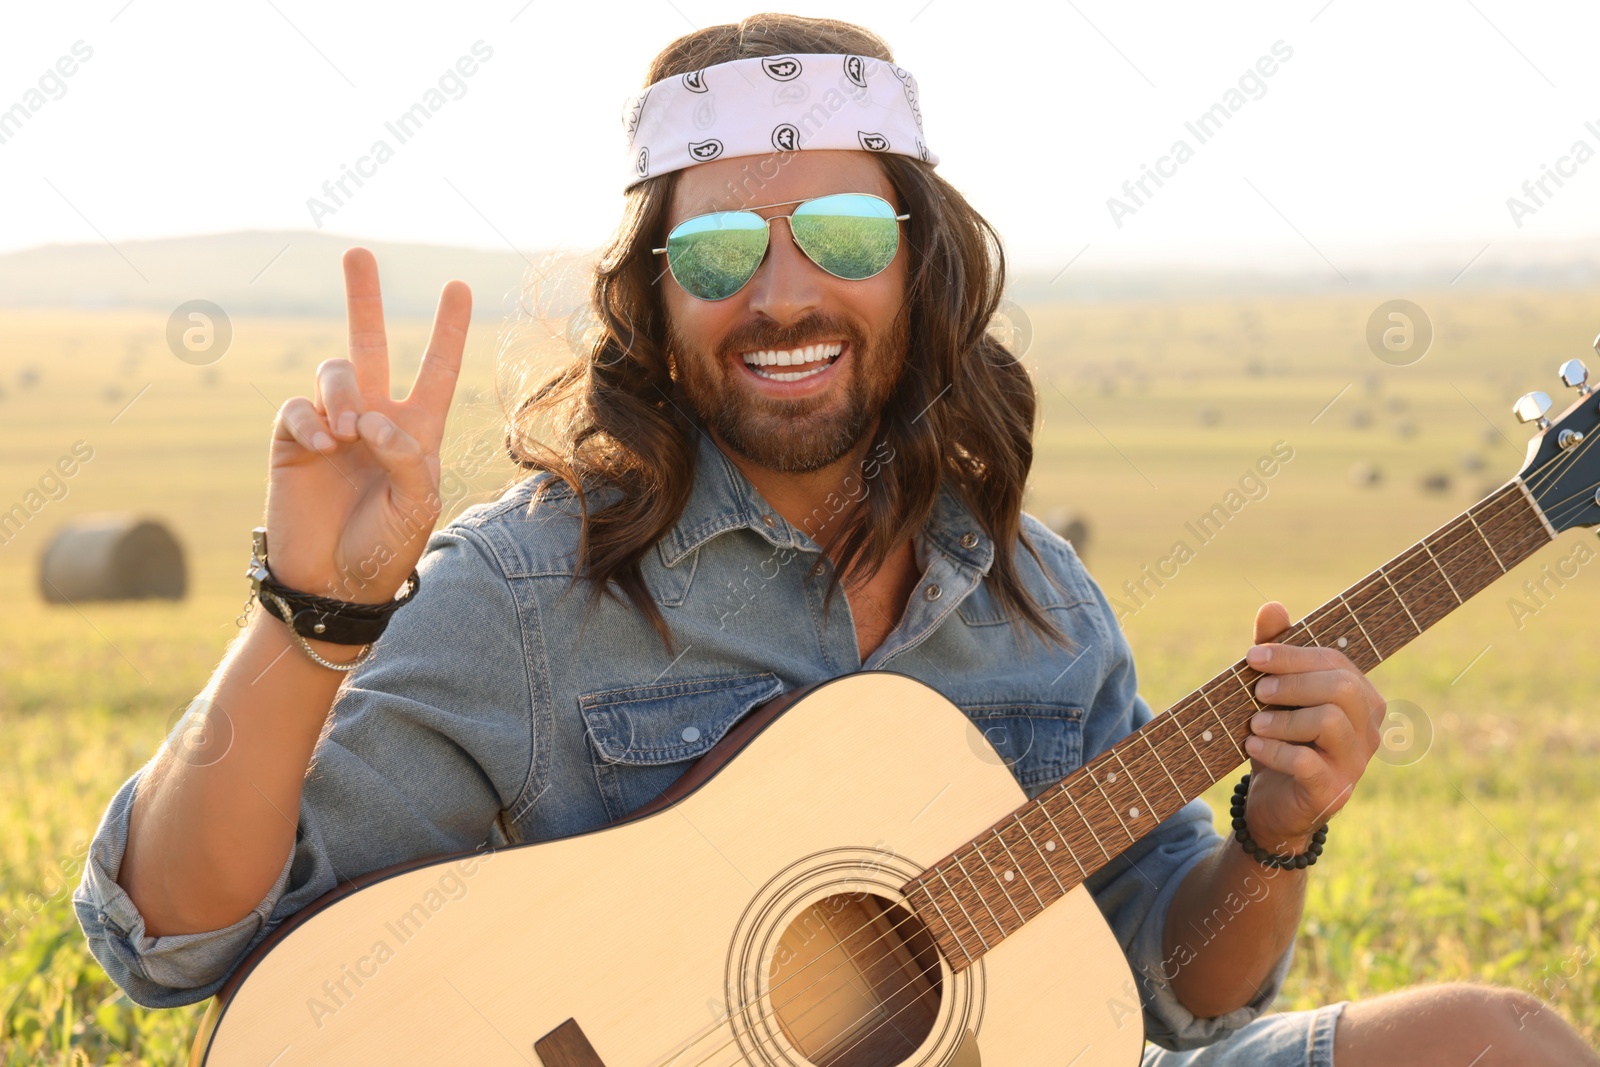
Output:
[{"xmin": 768, "ymin": 892, "xmax": 943, "ymax": 1067}]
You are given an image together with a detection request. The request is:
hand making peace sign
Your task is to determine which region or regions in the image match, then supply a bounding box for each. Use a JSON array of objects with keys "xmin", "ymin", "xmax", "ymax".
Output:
[{"xmin": 264, "ymin": 248, "xmax": 472, "ymax": 604}]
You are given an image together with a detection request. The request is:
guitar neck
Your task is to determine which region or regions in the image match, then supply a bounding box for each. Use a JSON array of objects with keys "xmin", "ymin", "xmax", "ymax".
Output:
[{"xmin": 904, "ymin": 478, "xmax": 1557, "ymax": 971}]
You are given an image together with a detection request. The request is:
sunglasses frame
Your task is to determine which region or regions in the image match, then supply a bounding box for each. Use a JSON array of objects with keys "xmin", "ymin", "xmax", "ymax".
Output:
[{"xmin": 652, "ymin": 192, "xmax": 911, "ymax": 301}]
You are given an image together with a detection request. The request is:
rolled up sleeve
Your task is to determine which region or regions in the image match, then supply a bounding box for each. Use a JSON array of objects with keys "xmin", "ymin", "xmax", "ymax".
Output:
[
  {"xmin": 1075, "ymin": 571, "xmax": 1295, "ymax": 1051},
  {"xmin": 73, "ymin": 519, "xmax": 539, "ymax": 1008}
]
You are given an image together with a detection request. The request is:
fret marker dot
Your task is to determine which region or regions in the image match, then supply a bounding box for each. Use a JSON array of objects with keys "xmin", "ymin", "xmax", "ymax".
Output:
[
  {"xmin": 1107, "ymin": 771, "xmax": 1117, "ymax": 782},
  {"xmin": 1045, "ymin": 840, "xmax": 1056, "ymax": 851},
  {"xmin": 1129, "ymin": 806, "xmax": 1140, "ymax": 818},
  {"xmin": 1003, "ymin": 869, "xmax": 1015, "ymax": 881},
  {"xmin": 1337, "ymin": 636, "xmax": 1348, "ymax": 649},
  {"xmin": 1202, "ymin": 730, "xmax": 1213, "ymax": 742}
]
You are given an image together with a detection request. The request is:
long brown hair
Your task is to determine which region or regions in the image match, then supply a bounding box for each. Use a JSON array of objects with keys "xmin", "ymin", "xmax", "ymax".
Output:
[{"xmin": 504, "ymin": 13, "xmax": 1072, "ymax": 654}]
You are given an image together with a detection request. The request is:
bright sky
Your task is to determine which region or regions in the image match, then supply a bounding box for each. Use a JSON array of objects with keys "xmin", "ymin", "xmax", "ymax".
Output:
[{"xmin": 4, "ymin": 0, "xmax": 1599, "ymax": 274}]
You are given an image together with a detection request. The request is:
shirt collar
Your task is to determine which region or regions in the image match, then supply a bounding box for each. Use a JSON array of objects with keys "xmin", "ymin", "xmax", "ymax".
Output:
[{"xmin": 657, "ymin": 427, "xmax": 996, "ymax": 577}]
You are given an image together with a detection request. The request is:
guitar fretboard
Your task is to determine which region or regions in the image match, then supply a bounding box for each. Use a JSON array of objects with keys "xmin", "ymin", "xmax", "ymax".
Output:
[{"xmin": 902, "ymin": 479, "xmax": 1555, "ymax": 971}]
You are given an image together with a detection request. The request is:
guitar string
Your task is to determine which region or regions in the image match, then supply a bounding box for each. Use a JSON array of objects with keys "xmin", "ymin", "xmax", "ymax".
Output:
[
  {"xmin": 718, "ymin": 456, "xmax": 1600, "ymax": 1065},
  {"xmin": 669, "ymin": 607, "xmax": 1424, "ymax": 1067},
  {"xmin": 659, "ymin": 518, "xmax": 1541, "ymax": 1067},
  {"xmin": 655, "ymin": 474, "xmax": 1568, "ymax": 1065},
  {"xmin": 1521, "ymin": 429, "xmax": 1600, "ymax": 521},
  {"xmin": 1521, "ymin": 422, "xmax": 1596, "ymax": 501}
]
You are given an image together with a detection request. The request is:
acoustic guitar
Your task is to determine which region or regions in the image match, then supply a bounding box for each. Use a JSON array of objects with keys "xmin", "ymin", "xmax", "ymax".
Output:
[{"xmin": 189, "ymin": 360, "xmax": 1600, "ymax": 1065}]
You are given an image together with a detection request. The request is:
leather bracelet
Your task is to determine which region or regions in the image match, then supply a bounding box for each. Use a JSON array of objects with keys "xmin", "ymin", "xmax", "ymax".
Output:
[
  {"xmin": 247, "ymin": 526, "xmax": 420, "ymax": 646},
  {"xmin": 1229, "ymin": 773, "xmax": 1327, "ymax": 870}
]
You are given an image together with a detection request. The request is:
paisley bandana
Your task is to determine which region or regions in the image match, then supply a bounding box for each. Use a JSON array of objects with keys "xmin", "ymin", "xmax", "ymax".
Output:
[{"xmin": 620, "ymin": 53, "xmax": 938, "ymax": 191}]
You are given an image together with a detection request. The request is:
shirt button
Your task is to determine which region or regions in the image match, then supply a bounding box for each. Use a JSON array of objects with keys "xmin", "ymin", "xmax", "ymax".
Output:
[
  {"xmin": 960, "ymin": 532, "xmax": 980, "ymax": 549},
  {"xmin": 812, "ymin": 561, "xmax": 826, "ymax": 576},
  {"xmin": 681, "ymin": 726, "xmax": 701, "ymax": 742},
  {"xmin": 761, "ymin": 513, "xmax": 776, "ymax": 528},
  {"xmin": 924, "ymin": 583, "xmax": 942, "ymax": 601}
]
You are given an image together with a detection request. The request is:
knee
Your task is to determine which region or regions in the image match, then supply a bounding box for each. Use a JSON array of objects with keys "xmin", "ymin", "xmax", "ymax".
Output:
[
  {"xmin": 1416, "ymin": 983, "xmax": 1572, "ymax": 1064},
  {"xmin": 1334, "ymin": 981, "xmax": 1582, "ymax": 1067}
]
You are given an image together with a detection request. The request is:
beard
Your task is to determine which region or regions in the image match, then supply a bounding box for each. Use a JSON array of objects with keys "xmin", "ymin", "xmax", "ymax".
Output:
[{"xmin": 668, "ymin": 306, "xmax": 910, "ymax": 474}]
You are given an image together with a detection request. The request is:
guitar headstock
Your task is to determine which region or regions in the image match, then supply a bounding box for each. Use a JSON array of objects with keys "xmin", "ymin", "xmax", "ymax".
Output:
[{"xmin": 1514, "ymin": 341, "xmax": 1600, "ymax": 533}]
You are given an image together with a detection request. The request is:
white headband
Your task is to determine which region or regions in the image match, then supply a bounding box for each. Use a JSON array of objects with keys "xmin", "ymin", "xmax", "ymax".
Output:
[{"xmin": 620, "ymin": 53, "xmax": 938, "ymax": 192}]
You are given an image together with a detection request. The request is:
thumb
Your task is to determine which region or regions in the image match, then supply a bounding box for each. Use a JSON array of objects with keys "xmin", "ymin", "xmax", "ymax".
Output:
[
  {"xmin": 1253, "ymin": 600, "xmax": 1291, "ymax": 645},
  {"xmin": 357, "ymin": 411, "xmax": 440, "ymax": 513}
]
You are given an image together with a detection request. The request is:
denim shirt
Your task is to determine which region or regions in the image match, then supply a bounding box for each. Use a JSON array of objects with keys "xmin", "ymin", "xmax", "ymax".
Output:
[{"xmin": 74, "ymin": 430, "xmax": 1293, "ymax": 1052}]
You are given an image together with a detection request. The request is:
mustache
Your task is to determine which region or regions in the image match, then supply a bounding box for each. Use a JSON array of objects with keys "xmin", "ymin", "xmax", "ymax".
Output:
[{"xmin": 716, "ymin": 313, "xmax": 863, "ymax": 357}]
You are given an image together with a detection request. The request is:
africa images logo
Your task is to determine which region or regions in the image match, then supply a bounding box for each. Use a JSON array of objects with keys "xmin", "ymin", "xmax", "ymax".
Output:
[
  {"xmin": 858, "ymin": 131, "xmax": 890, "ymax": 152},
  {"xmin": 772, "ymin": 123, "xmax": 801, "ymax": 152},
  {"xmin": 762, "ymin": 55, "xmax": 803, "ymax": 81},
  {"xmin": 688, "ymin": 138, "xmax": 723, "ymax": 161}
]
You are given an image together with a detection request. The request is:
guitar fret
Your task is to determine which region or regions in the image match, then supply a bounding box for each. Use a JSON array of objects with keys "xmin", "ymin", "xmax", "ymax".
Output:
[
  {"xmin": 954, "ymin": 852, "xmax": 1011, "ymax": 937},
  {"xmin": 1466, "ymin": 511, "xmax": 1508, "ymax": 573},
  {"xmin": 1177, "ymin": 697, "xmax": 1236, "ymax": 777},
  {"xmin": 933, "ymin": 867, "xmax": 990, "ymax": 951},
  {"xmin": 993, "ymin": 828, "xmax": 1048, "ymax": 911},
  {"xmin": 1012, "ymin": 813, "xmax": 1069, "ymax": 895},
  {"xmin": 908, "ymin": 880, "xmax": 974, "ymax": 963},
  {"xmin": 1514, "ymin": 477, "xmax": 1560, "ymax": 541},
  {"xmin": 1170, "ymin": 708, "xmax": 1215, "ymax": 779},
  {"xmin": 1109, "ymin": 749, "xmax": 1159, "ymax": 825},
  {"xmin": 1085, "ymin": 766, "xmax": 1136, "ymax": 839},
  {"xmin": 1421, "ymin": 540, "xmax": 1464, "ymax": 604},
  {"xmin": 1197, "ymin": 687, "xmax": 1246, "ymax": 760},
  {"xmin": 1346, "ymin": 574, "xmax": 1410, "ymax": 659},
  {"xmin": 1059, "ymin": 785, "xmax": 1114, "ymax": 860},
  {"xmin": 1139, "ymin": 729, "xmax": 1185, "ymax": 802},
  {"xmin": 1335, "ymin": 593, "xmax": 1382, "ymax": 663},
  {"xmin": 971, "ymin": 837, "xmax": 1030, "ymax": 927},
  {"xmin": 1038, "ymin": 798, "xmax": 1091, "ymax": 876},
  {"xmin": 1226, "ymin": 665, "xmax": 1264, "ymax": 711},
  {"xmin": 1378, "ymin": 565, "xmax": 1423, "ymax": 635}
]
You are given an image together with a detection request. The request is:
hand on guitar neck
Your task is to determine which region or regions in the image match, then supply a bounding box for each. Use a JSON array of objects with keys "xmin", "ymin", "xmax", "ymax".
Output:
[{"xmin": 1161, "ymin": 598, "xmax": 1386, "ymax": 1020}]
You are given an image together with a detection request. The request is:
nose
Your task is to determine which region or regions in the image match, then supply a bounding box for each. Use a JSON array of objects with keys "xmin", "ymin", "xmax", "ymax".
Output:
[{"xmin": 744, "ymin": 215, "xmax": 823, "ymax": 326}]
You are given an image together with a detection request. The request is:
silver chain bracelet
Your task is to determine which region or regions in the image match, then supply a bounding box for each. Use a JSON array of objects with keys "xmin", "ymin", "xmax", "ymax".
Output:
[{"xmin": 260, "ymin": 588, "xmax": 374, "ymax": 672}]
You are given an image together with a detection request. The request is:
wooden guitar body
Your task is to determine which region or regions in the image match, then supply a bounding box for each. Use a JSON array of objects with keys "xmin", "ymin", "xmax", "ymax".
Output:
[{"xmin": 194, "ymin": 672, "xmax": 1144, "ymax": 1066}]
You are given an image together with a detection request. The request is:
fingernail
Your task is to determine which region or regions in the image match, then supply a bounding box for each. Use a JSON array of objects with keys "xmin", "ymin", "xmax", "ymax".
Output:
[
  {"xmin": 371, "ymin": 415, "xmax": 394, "ymax": 444},
  {"xmin": 1246, "ymin": 644, "xmax": 1271, "ymax": 666},
  {"xmin": 339, "ymin": 412, "xmax": 356, "ymax": 436},
  {"xmin": 1253, "ymin": 711, "xmax": 1274, "ymax": 730},
  {"xmin": 312, "ymin": 431, "xmax": 334, "ymax": 451},
  {"xmin": 1245, "ymin": 735, "xmax": 1265, "ymax": 754},
  {"xmin": 1257, "ymin": 676, "xmax": 1279, "ymax": 700}
]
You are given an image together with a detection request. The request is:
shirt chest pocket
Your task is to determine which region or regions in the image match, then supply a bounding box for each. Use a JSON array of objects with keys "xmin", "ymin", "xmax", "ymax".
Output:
[
  {"xmin": 961, "ymin": 702, "xmax": 1085, "ymax": 796},
  {"xmin": 578, "ymin": 671, "xmax": 786, "ymax": 822}
]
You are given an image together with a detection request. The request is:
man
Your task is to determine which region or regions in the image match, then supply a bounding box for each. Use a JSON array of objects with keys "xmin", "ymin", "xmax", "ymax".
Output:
[{"xmin": 76, "ymin": 13, "xmax": 1596, "ymax": 1065}]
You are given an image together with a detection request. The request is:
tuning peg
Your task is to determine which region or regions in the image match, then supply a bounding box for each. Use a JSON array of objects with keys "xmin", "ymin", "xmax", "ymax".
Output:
[
  {"xmin": 1560, "ymin": 358, "xmax": 1592, "ymax": 395},
  {"xmin": 1513, "ymin": 390, "xmax": 1552, "ymax": 429}
]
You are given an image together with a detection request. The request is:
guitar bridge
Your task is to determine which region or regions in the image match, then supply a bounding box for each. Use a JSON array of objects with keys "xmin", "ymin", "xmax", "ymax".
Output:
[{"xmin": 534, "ymin": 1017, "xmax": 609, "ymax": 1067}]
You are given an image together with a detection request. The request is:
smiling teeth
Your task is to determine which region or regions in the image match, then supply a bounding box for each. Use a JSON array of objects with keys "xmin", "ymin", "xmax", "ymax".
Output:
[{"xmin": 740, "ymin": 342, "xmax": 844, "ymax": 371}]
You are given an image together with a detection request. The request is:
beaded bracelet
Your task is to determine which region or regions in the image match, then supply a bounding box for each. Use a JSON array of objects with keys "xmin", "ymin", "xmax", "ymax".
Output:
[{"xmin": 1230, "ymin": 773, "xmax": 1328, "ymax": 870}]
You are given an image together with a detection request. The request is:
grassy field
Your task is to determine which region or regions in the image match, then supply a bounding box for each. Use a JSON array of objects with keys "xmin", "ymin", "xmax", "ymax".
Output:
[{"xmin": 1, "ymin": 285, "xmax": 1597, "ymax": 1062}]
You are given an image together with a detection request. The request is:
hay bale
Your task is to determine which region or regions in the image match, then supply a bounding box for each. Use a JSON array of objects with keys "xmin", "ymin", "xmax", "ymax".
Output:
[{"xmin": 38, "ymin": 513, "xmax": 186, "ymax": 603}]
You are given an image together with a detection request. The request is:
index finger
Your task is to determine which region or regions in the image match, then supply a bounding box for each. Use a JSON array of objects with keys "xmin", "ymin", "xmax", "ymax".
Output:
[
  {"xmin": 343, "ymin": 247, "xmax": 392, "ymax": 401},
  {"xmin": 402, "ymin": 279, "xmax": 472, "ymax": 446},
  {"xmin": 1245, "ymin": 641, "xmax": 1355, "ymax": 676}
]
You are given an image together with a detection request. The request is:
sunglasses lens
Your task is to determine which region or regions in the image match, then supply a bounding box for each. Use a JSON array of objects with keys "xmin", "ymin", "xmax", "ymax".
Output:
[
  {"xmin": 790, "ymin": 194, "xmax": 901, "ymax": 281},
  {"xmin": 665, "ymin": 211, "xmax": 769, "ymax": 301}
]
